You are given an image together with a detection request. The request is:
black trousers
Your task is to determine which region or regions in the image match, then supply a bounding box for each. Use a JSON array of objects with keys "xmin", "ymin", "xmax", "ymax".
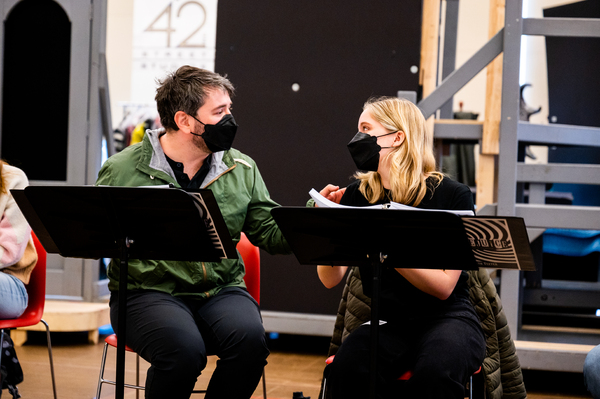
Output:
[
  {"xmin": 325, "ymin": 316, "xmax": 486, "ymax": 399},
  {"xmin": 109, "ymin": 287, "xmax": 268, "ymax": 399}
]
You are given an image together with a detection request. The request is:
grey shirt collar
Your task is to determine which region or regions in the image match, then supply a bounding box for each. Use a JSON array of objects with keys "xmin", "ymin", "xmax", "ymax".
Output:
[{"xmin": 145, "ymin": 128, "xmax": 228, "ymax": 188}]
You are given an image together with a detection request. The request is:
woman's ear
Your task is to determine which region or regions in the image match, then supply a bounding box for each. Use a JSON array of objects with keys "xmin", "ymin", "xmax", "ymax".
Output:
[
  {"xmin": 173, "ymin": 111, "xmax": 192, "ymax": 133},
  {"xmin": 392, "ymin": 131, "xmax": 405, "ymax": 147}
]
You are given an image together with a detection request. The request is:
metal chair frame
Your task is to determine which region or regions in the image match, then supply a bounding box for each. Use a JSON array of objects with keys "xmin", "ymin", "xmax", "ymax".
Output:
[{"xmin": 0, "ymin": 233, "xmax": 57, "ymax": 399}]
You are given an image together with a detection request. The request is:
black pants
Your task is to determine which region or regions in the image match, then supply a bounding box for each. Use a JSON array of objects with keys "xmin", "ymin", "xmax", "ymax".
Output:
[
  {"xmin": 109, "ymin": 287, "xmax": 268, "ymax": 399},
  {"xmin": 325, "ymin": 316, "xmax": 486, "ymax": 399}
]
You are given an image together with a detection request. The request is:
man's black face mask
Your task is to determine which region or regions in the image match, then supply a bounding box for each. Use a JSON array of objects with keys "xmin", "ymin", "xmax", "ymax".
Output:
[{"xmin": 191, "ymin": 114, "xmax": 238, "ymax": 153}]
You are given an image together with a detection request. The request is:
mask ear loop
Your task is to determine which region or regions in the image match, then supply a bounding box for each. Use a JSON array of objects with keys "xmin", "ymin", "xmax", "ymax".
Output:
[
  {"xmin": 379, "ymin": 131, "xmax": 404, "ymax": 170},
  {"xmin": 188, "ymin": 114, "xmax": 207, "ymax": 138},
  {"xmin": 378, "ymin": 130, "xmax": 401, "ymax": 150}
]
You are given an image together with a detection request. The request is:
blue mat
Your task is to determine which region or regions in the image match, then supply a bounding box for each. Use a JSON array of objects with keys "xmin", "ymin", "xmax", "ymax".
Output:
[
  {"xmin": 543, "ymin": 229, "xmax": 600, "ymax": 257},
  {"xmin": 98, "ymin": 324, "xmax": 114, "ymax": 335}
]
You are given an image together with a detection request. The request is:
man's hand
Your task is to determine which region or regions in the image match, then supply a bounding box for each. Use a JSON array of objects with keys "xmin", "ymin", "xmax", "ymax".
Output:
[{"xmin": 319, "ymin": 184, "xmax": 346, "ymax": 205}]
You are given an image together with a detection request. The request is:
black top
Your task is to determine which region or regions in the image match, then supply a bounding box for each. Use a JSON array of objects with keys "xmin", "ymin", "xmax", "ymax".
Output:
[
  {"xmin": 165, "ymin": 154, "xmax": 212, "ymax": 189},
  {"xmin": 340, "ymin": 176, "xmax": 478, "ymax": 321},
  {"xmin": 340, "ymin": 175, "xmax": 475, "ymax": 211}
]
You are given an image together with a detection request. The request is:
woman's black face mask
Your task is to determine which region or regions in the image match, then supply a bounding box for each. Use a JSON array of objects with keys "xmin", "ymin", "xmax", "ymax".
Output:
[
  {"xmin": 190, "ymin": 114, "xmax": 238, "ymax": 153},
  {"xmin": 347, "ymin": 131, "xmax": 396, "ymax": 172}
]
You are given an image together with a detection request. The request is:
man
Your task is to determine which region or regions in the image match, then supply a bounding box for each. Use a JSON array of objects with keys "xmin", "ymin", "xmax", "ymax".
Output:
[{"xmin": 96, "ymin": 65, "xmax": 291, "ymax": 398}]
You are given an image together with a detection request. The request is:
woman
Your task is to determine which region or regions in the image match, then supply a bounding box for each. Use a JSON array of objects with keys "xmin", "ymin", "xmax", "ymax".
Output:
[
  {"xmin": 0, "ymin": 161, "xmax": 37, "ymax": 319},
  {"xmin": 317, "ymin": 97, "xmax": 485, "ymax": 399}
]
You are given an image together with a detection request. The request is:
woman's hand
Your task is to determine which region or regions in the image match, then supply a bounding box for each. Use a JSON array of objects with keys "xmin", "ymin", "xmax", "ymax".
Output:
[
  {"xmin": 319, "ymin": 184, "xmax": 346, "ymax": 205},
  {"xmin": 394, "ymin": 268, "xmax": 462, "ymax": 300}
]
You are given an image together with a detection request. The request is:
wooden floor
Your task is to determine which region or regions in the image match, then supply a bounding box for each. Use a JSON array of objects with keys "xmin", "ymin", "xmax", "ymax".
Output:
[{"xmin": 9, "ymin": 331, "xmax": 593, "ymax": 399}]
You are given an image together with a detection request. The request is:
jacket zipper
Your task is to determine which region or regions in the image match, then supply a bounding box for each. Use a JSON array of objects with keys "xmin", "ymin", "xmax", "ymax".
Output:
[
  {"xmin": 204, "ymin": 164, "xmax": 236, "ymax": 188},
  {"xmin": 201, "ymin": 161, "xmax": 237, "ymax": 297},
  {"xmin": 201, "ymin": 262, "xmax": 210, "ymax": 298}
]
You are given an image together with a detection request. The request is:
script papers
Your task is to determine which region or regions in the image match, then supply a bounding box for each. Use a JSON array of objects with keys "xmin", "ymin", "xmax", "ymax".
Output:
[{"xmin": 309, "ymin": 188, "xmax": 475, "ymax": 215}]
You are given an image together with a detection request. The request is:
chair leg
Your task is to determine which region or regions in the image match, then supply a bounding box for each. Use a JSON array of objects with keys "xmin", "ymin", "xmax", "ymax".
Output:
[
  {"xmin": 262, "ymin": 367, "xmax": 267, "ymax": 399},
  {"xmin": 136, "ymin": 354, "xmax": 140, "ymax": 399},
  {"xmin": 0, "ymin": 329, "xmax": 5, "ymax": 382},
  {"xmin": 96, "ymin": 343, "xmax": 148, "ymax": 398},
  {"xmin": 469, "ymin": 374, "xmax": 473, "ymax": 399},
  {"xmin": 96, "ymin": 342, "xmax": 110, "ymax": 399},
  {"xmin": 40, "ymin": 319, "xmax": 58, "ymax": 399},
  {"xmin": 471, "ymin": 369, "xmax": 485, "ymax": 399}
]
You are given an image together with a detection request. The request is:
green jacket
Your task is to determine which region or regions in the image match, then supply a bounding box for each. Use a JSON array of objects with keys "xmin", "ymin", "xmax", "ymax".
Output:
[{"xmin": 95, "ymin": 129, "xmax": 291, "ymax": 300}]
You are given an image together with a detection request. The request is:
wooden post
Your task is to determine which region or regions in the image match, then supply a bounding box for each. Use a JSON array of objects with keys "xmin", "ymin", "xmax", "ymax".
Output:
[
  {"xmin": 420, "ymin": 0, "xmax": 441, "ymax": 136},
  {"xmin": 477, "ymin": 0, "xmax": 505, "ymax": 210},
  {"xmin": 483, "ymin": 0, "xmax": 505, "ymax": 155}
]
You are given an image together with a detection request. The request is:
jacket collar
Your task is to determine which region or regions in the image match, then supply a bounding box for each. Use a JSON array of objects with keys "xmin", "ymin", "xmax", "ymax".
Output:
[{"xmin": 143, "ymin": 128, "xmax": 234, "ymax": 187}]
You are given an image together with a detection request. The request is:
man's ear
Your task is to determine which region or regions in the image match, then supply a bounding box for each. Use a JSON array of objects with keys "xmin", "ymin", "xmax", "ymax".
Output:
[
  {"xmin": 173, "ymin": 111, "xmax": 192, "ymax": 133},
  {"xmin": 392, "ymin": 131, "xmax": 405, "ymax": 147}
]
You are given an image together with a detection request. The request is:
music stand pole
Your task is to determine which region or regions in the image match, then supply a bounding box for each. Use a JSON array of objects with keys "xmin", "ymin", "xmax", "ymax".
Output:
[
  {"xmin": 369, "ymin": 252, "xmax": 385, "ymax": 399},
  {"xmin": 115, "ymin": 237, "xmax": 131, "ymax": 399}
]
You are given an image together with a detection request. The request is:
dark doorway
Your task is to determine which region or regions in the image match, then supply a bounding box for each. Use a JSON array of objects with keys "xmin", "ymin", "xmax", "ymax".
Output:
[{"xmin": 2, "ymin": 0, "xmax": 71, "ymax": 181}]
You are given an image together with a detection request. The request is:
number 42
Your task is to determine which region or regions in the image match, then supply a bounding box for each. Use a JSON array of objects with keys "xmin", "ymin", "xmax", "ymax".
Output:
[{"xmin": 144, "ymin": 1, "xmax": 207, "ymax": 48}]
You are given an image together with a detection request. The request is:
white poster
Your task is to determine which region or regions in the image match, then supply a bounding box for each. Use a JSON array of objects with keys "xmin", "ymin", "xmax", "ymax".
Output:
[{"xmin": 131, "ymin": 0, "xmax": 218, "ymax": 105}]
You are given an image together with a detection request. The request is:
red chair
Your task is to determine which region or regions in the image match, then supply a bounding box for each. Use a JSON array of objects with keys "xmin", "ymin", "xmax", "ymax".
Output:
[
  {"xmin": 0, "ymin": 232, "xmax": 57, "ymax": 399},
  {"xmin": 322, "ymin": 355, "xmax": 482, "ymax": 399},
  {"xmin": 95, "ymin": 232, "xmax": 267, "ymax": 398}
]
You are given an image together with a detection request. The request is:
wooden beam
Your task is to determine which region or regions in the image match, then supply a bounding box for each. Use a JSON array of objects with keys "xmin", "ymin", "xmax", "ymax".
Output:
[
  {"xmin": 420, "ymin": 0, "xmax": 441, "ymax": 96},
  {"xmin": 420, "ymin": 0, "xmax": 441, "ymax": 135},
  {"xmin": 476, "ymin": 153, "xmax": 497, "ymax": 211},
  {"xmin": 482, "ymin": 0, "xmax": 505, "ymax": 155},
  {"xmin": 477, "ymin": 0, "xmax": 505, "ymax": 211}
]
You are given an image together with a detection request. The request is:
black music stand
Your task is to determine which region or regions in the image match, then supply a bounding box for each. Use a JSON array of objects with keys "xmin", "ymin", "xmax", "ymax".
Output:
[
  {"xmin": 12, "ymin": 186, "xmax": 237, "ymax": 399},
  {"xmin": 271, "ymin": 206, "xmax": 479, "ymax": 399}
]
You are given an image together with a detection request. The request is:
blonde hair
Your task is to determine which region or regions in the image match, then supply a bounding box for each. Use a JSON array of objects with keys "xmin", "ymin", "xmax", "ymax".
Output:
[
  {"xmin": 0, "ymin": 161, "xmax": 5, "ymax": 195},
  {"xmin": 355, "ymin": 96, "xmax": 443, "ymax": 206}
]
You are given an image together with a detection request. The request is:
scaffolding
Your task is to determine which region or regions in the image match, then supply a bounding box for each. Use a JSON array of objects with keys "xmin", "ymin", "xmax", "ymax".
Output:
[{"xmin": 421, "ymin": 0, "xmax": 600, "ymax": 372}]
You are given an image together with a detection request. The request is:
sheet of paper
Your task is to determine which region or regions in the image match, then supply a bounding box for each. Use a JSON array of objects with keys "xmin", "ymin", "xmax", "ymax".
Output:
[
  {"xmin": 309, "ymin": 189, "xmax": 385, "ymax": 209},
  {"xmin": 388, "ymin": 201, "xmax": 475, "ymax": 216},
  {"xmin": 309, "ymin": 188, "xmax": 475, "ymax": 216}
]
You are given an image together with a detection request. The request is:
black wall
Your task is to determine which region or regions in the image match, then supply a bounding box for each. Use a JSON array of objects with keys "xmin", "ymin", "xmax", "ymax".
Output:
[{"xmin": 215, "ymin": 1, "xmax": 423, "ymax": 315}]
